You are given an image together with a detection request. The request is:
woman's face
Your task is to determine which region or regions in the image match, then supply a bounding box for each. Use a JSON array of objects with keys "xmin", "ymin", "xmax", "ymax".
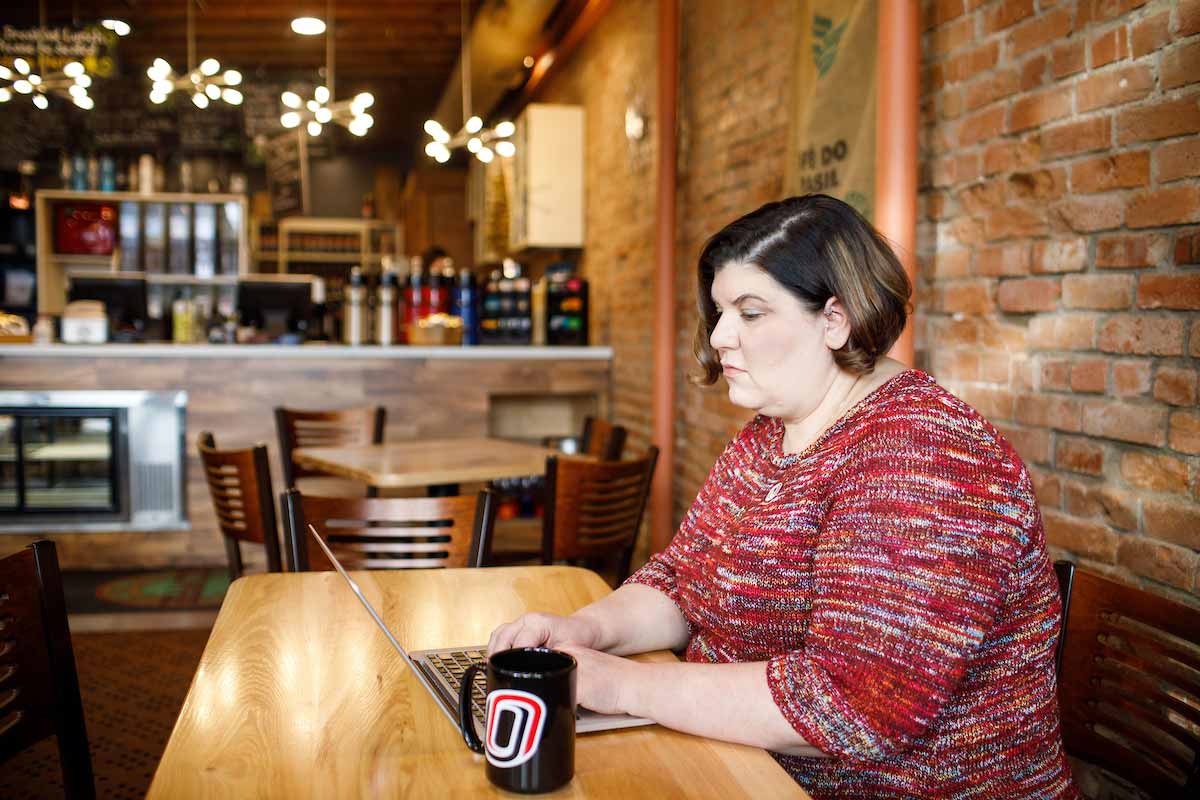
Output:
[{"xmin": 709, "ymin": 260, "xmax": 844, "ymax": 422}]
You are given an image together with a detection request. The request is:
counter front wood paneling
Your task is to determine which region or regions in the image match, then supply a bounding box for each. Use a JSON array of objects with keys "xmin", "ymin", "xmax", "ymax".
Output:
[{"xmin": 0, "ymin": 347, "xmax": 611, "ymax": 569}]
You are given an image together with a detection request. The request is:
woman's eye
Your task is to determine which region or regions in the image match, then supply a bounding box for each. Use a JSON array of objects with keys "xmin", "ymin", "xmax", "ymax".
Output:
[{"xmin": 740, "ymin": 310, "xmax": 763, "ymax": 321}]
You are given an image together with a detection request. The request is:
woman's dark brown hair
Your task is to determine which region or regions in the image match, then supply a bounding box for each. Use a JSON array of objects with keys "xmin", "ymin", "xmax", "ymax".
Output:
[{"xmin": 694, "ymin": 194, "xmax": 912, "ymax": 384}]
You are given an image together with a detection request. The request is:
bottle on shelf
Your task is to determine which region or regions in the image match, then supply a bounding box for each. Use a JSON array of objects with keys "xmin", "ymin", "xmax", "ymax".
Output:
[
  {"xmin": 455, "ymin": 268, "xmax": 478, "ymax": 346},
  {"xmin": 345, "ymin": 266, "xmax": 366, "ymax": 346},
  {"xmin": 378, "ymin": 270, "xmax": 397, "ymax": 346}
]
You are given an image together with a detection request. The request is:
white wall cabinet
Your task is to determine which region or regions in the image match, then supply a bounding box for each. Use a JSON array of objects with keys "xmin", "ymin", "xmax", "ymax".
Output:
[{"xmin": 509, "ymin": 104, "xmax": 584, "ymax": 251}]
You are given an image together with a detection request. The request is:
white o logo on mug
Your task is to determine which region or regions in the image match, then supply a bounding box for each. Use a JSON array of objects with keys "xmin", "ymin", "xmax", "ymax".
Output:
[{"xmin": 484, "ymin": 689, "xmax": 547, "ymax": 768}]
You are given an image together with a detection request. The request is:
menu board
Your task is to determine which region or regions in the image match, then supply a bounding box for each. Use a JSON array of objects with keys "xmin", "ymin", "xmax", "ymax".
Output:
[{"xmin": 263, "ymin": 130, "xmax": 308, "ymax": 218}]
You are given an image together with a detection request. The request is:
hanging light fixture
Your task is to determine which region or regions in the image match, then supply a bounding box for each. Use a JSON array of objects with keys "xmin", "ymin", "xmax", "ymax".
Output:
[
  {"xmin": 146, "ymin": 0, "xmax": 244, "ymax": 107},
  {"xmin": 278, "ymin": 0, "xmax": 376, "ymax": 137},
  {"xmin": 421, "ymin": 0, "xmax": 515, "ymax": 164},
  {"xmin": 0, "ymin": 1, "xmax": 111, "ymax": 112}
]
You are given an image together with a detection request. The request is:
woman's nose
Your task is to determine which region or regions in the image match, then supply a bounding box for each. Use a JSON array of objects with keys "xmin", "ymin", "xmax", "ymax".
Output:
[{"xmin": 710, "ymin": 312, "xmax": 736, "ymax": 351}]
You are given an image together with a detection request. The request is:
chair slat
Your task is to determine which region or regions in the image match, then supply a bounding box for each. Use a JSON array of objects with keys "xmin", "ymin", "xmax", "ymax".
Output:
[{"xmin": 198, "ymin": 432, "xmax": 284, "ymax": 577}]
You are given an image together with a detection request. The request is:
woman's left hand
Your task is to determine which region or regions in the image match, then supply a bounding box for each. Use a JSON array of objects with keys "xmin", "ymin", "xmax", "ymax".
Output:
[{"xmin": 557, "ymin": 644, "xmax": 641, "ymax": 716}]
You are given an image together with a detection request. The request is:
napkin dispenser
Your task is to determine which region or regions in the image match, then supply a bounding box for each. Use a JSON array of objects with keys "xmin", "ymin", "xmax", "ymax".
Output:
[{"xmin": 60, "ymin": 300, "xmax": 109, "ymax": 344}]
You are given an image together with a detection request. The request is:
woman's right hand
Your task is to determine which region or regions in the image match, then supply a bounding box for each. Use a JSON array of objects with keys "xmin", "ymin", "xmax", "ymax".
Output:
[{"xmin": 487, "ymin": 611, "xmax": 604, "ymax": 656}]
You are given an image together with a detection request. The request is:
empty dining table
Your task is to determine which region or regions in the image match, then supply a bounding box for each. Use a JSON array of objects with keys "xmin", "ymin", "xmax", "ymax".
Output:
[{"xmin": 147, "ymin": 566, "xmax": 807, "ymax": 798}]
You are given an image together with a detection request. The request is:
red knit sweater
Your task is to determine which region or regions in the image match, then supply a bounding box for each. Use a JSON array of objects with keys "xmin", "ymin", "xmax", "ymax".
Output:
[{"xmin": 627, "ymin": 370, "xmax": 1079, "ymax": 799}]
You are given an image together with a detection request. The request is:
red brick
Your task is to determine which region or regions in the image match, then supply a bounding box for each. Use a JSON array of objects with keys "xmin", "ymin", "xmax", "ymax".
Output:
[
  {"xmin": 1176, "ymin": 231, "xmax": 1200, "ymax": 266},
  {"xmin": 930, "ymin": 14, "xmax": 976, "ymax": 56},
  {"xmin": 1156, "ymin": 139, "xmax": 1200, "ymax": 183},
  {"xmin": 1117, "ymin": 538, "xmax": 1198, "ymax": 592},
  {"xmin": 925, "ymin": 0, "xmax": 967, "ymax": 30},
  {"xmin": 976, "ymin": 242, "xmax": 1031, "ymax": 276},
  {"xmin": 941, "ymin": 281, "xmax": 995, "ymax": 314},
  {"xmin": 1028, "ymin": 314, "xmax": 1098, "ymax": 350},
  {"xmin": 997, "ymin": 277, "xmax": 1060, "ymax": 312},
  {"xmin": 1009, "ymin": 9, "xmax": 1074, "ymax": 58},
  {"xmin": 932, "ymin": 248, "xmax": 971, "ymax": 278},
  {"xmin": 1130, "ymin": 12, "xmax": 1170, "ymax": 58},
  {"xmin": 1041, "ymin": 117, "xmax": 1111, "ymax": 159},
  {"xmin": 950, "ymin": 215, "xmax": 985, "ymax": 245},
  {"xmin": 1096, "ymin": 234, "xmax": 1166, "ymax": 268},
  {"xmin": 1009, "ymin": 86, "xmax": 1073, "ymax": 132},
  {"xmin": 1031, "ymin": 467, "xmax": 1064, "ymax": 508},
  {"xmin": 1008, "ymin": 168, "xmax": 1066, "ymax": 201},
  {"xmin": 986, "ymin": 205, "xmax": 1049, "ymax": 239},
  {"xmin": 1031, "ymin": 238, "xmax": 1087, "ymax": 274},
  {"xmin": 985, "ymin": 0, "xmax": 1034, "ymax": 32},
  {"xmin": 933, "ymin": 349, "xmax": 981, "ymax": 381},
  {"xmin": 1082, "ymin": 398, "xmax": 1168, "ymax": 445},
  {"xmin": 1192, "ymin": 324, "xmax": 1200, "ymax": 357},
  {"xmin": 1043, "ymin": 510, "xmax": 1119, "ymax": 562},
  {"xmin": 1078, "ymin": 64, "xmax": 1154, "ymax": 112},
  {"xmin": 1070, "ymin": 357, "xmax": 1109, "ymax": 393},
  {"xmin": 1016, "ymin": 392, "xmax": 1083, "ymax": 430},
  {"xmin": 966, "ymin": 70, "xmax": 1020, "ymax": 111},
  {"xmin": 941, "ymin": 87, "xmax": 966, "ymax": 120},
  {"xmin": 957, "ymin": 180, "xmax": 1007, "ymax": 217},
  {"xmin": 980, "ymin": 351, "xmax": 1012, "ymax": 383},
  {"xmin": 945, "ymin": 41, "xmax": 1001, "ymax": 83},
  {"xmin": 978, "ymin": 318, "xmax": 1029, "ymax": 350},
  {"xmin": 1054, "ymin": 195, "xmax": 1124, "ymax": 232},
  {"xmin": 1020, "ymin": 55, "xmax": 1048, "ymax": 91},
  {"xmin": 1121, "ymin": 450, "xmax": 1190, "ymax": 493},
  {"xmin": 957, "ymin": 105, "xmax": 1006, "ymax": 146},
  {"xmin": 1162, "ymin": 40, "xmax": 1200, "ymax": 90},
  {"xmin": 1126, "ymin": 186, "xmax": 1200, "ymax": 229},
  {"xmin": 1154, "ymin": 367, "xmax": 1198, "ymax": 406},
  {"xmin": 1180, "ymin": 0, "xmax": 1200, "ymax": 38},
  {"xmin": 1040, "ymin": 357, "xmax": 1072, "ymax": 390},
  {"xmin": 1081, "ymin": 0, "xmax": 1149, "ymax": 25},
  {"xmin": 1090, "ymin": 25, "xmax": 1129, "ymax": 67},
  {"xmin": 1068, "ymin": 485, "xmax": 1139, "ymax": 531},
  {"xmin": 1056, "ymin": 435, "xmax": 1105, "ymax": 474},
  {"xmin": 1070, "ymin": 151, "xmax": 1150, "ymax": 193},
  {"xmin": 1136, "ymin": 274, "xmax": 1200, "ymax": 310},
  {"xmin": 1169, "ymin": 410, "xmax": 1200, "ymax": 453},
  {"xmin": 958, "ymin": 386, "xmax": 1015, "ymax": 421},
  {"xmin": 1062, "ymin": 274, "xmax": 1134, "ymax": 310},
  {"xmin": 1098, "ymin": 314, "xmax": 1185, "ymax": 355},
  {"xmin": 1117, "ymin": 93, "xmax": 1200, "ymax": 144},
  {"xmin": 995, "ymin": 423, "xmax": 1052, "ymax": 465},
  {"xmin": 1051, "ymin": 39, "xmax": 1086, "ymax": 79},
  {"xmin": 1112, "ymin": 359, "xmax": 1152, "ymax": 396},
  {"xmin": 1143, "ymin": 498, "xmax": 1200, "ymax": 550},
  {"xmin": 983, "ymin": 139, "xmax": 1040, "ymax": 174}
]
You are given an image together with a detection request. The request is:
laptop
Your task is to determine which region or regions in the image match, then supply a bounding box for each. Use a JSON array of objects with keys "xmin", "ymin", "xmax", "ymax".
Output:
[{"xmin": 307, "ymin": 523, "xmax": 654, "ymax": 735}]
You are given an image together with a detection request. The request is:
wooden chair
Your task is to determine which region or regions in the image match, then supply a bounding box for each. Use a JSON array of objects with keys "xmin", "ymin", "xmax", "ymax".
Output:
[
  {"xmin": 0, "ymin": 540, "xmax": 95, "ymax": 799},
  {"xmin": 282, "ymin": 488, "xmax": 497, "ymax": 572},
  {"xmin": 1056, "ymin": 569, "xmax": 1200, "ymax": 798},
  {"xmin": 536, "ymin": 446, "xmax": 658, "ymax": 585},
  {"xmin": 274, "ymin": 406, "xmax": 386, "ymax": 496},
  {"xmin": 580, "ymin": 416, "xmax": 627, "ymax": 460},
  {"xmin": 1052, "ymin": 560, "xmax": 1075, "ymax": 674},
  {"xmin": 197, "ymin": 432, "xmax": 284, "ymax": 580}
]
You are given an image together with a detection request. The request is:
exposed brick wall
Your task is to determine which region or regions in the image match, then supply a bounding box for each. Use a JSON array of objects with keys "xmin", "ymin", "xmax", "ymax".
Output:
[{"xmin": 920, "ymin": 0, "xmax": 1200, "ymax": 606}]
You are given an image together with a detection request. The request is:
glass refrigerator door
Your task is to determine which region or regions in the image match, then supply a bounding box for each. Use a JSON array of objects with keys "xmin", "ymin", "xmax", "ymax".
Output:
[{"xmin": 0, "ymin": 409, "xmax": 121, "ymax": 516}]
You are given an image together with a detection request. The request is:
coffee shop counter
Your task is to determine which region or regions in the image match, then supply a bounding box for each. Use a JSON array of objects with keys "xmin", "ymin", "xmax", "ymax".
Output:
[{"xmin": 0, "ymin": 344, "xmax": 612, "ymax": 570}]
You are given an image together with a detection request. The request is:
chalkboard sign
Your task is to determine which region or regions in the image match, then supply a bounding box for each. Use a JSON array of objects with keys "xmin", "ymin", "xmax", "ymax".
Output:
[{"xmin": 263, "ymin": 130, "xmax": 308, "ymax": 218}]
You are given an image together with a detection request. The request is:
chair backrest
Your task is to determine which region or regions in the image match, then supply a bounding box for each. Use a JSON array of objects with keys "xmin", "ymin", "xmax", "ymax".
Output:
[
  {"xmin": 542, "ymin": 446, "xmax": 658, "ymax": 584},
  {"xmin": 274, "ymin": 406, "xmax": 386, "ymax": 487},
  {"xmin": 197, "ymin": 432, "xmax": 283, "ymax": 579},
  {"xmin": 581, "ymin": 416, "xmax": 627, "ymax": 461},
  {"xmin": 0, "ymin": 541, "xmax": 95, "ymax": 799},
  {"xmin": 1057, "ymin": 569, "xmax": 1200, "ymax": 798},
  {"xmin": 1052, "ymin": 559, "xmax": 1075, "ymax": 674},
  {"xmin": 282, "ymin": 488, "xmax": 496, "ymax": 572}
]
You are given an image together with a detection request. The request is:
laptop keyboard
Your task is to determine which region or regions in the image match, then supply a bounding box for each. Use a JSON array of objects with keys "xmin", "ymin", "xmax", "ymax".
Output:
[{"xmin": 425, "ymin": 649, "xmax": 488, "ymax": 725}]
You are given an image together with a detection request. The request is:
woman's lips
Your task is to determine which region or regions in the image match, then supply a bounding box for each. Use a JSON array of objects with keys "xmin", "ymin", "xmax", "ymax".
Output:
[{"xmin": 721, "ymin": 364, "xmax": 744, "ymax": 376}]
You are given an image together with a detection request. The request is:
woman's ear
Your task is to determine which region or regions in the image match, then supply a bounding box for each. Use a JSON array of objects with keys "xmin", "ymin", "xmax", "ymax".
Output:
[{"xmin": 822, "ymin": 297, "xmax": 851, "ymax": 350}]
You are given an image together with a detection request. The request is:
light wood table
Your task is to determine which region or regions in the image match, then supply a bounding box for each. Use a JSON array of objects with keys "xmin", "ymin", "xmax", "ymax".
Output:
[
  {"xmin": 293, "ymin": 436, "xmax": 561, "ymax": 489},
  {"xmin": 148, "ymin": 566, "xmax": 805, "ymax": 798}
]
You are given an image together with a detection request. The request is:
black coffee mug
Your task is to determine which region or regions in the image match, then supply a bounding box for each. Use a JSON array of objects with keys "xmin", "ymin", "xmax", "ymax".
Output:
[{"xmin": 459, "ymin": 647, "xmax": 577, "ymax": 794}]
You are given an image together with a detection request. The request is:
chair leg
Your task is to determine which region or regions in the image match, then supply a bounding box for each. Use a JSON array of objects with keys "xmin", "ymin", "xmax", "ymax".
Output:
[{"xmin": 224, "ymin": 538, "xmax": 244, "ymax": 581}]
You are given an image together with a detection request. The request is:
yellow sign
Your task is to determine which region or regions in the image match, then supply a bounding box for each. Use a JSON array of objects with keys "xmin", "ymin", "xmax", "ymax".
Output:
[{"xmin": 785, "ymin": 0, "xmax": 878, "ymax": 221}]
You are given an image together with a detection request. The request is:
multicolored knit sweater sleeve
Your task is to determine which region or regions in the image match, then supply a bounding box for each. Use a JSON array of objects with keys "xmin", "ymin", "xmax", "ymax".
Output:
[{"xmin": 626, "ymin": 370, "xmax": 1078, "ymax": 798}]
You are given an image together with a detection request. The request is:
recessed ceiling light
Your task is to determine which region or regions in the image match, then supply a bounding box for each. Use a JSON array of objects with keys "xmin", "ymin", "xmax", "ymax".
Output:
[{"xmin": 291, "ymin": 17, "xmax": 326, "ymax": 36}]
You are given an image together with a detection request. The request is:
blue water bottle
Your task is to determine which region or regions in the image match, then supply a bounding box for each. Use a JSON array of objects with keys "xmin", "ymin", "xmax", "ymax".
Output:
[{"xmin": 455, "ymin": 268, "xmax": 478, "ymax": 345}]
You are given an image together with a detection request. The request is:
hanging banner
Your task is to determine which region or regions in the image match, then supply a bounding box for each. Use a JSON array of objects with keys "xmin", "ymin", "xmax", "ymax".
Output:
[
  {"xmin": 785, "ymin": 0, "xmax": 877, "ymax": 222},
  {"xmin": 0, "ymin": 25, "xmax": 119, "ymax": 77}
]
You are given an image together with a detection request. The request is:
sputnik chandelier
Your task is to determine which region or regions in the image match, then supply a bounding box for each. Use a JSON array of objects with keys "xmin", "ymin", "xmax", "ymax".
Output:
[
  {"xmin": 0, "ymin": 56, "xmax": 94, "ymax": 110},
  {"xmin": 278, "ymin": 0, "xmax": 375, "ymax": 137},
  {"xmin": 421, "ymin": 0, "xmax": 515, "ymax": 164},
  {"xmin": 146, "ymin": 0, "xmax": 244, "ymax": 108}
]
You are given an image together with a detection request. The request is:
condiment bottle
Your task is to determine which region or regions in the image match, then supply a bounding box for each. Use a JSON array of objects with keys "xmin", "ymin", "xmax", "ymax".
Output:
[
  {"xmin": 345, "ymin": 267, "xmax": 366, "ymax": 346},
  {"xmin": 378, "ymin": 270, "xmax": 397, "ymax": 346}
]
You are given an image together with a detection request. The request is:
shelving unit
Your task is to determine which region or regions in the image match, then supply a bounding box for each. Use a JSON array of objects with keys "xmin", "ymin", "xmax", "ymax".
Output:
[
  {"xmin": 35, "ymin": 189, "xmax": 250, "ymax": 315},
  {"xmin": 277, "ymin": 217, "xmax": 402, "ymax": 275}
]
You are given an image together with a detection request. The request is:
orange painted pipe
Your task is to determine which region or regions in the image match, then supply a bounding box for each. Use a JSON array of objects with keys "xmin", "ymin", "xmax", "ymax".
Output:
[
  {"xmin": 650, "ymin": 0, "xmax": 679, "ymax": 554},
  {"xmin": 875, "ymin": 0, "xmax": 919, "ymax": 366}
]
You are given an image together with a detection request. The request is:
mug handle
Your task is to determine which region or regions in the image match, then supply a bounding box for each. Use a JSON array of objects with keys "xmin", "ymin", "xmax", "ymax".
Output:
[{"xmin": 458, "ymin": 662, "xmax": 485, "ymax": 753}]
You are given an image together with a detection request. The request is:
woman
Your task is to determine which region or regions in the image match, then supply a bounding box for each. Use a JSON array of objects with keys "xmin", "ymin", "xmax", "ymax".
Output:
[{"xmin": 489, "ymin": 195, "xmax": 1078, "ymax": 798}]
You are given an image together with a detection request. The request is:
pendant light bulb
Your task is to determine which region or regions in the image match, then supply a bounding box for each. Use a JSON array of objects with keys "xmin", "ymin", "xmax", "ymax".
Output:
[
  {"xmin": 223, "ymin": 70, "xmax": 242, "ymax": 86},
  {"xmin": 494, "ymin": 121, "xmax": 515, "ymax": 138},
  {"xmin": 281, "ymin": 91, "xmax": 302, "ymax": 109},
  {"xmin": 280, "ymin": 111, "xmax": 301, "ymax": 128},
  {"xmin": 307, "ymin": 120, "xmax": 322, "ymax": 137},
  {"xmin": 32, "ymin": 93, "xmax": 48, "ymax": 110},
  {"xmin": 465, "ymin": 116, "xmax": 483, "ymax": 134},
  {"xmin": 200, "ymin": 58, "xmax": 220, "ymax": 76},
  {"xmin": 192, "ymin": 92, "xmax": 209, "ymax": 108},
  {"xmin": 13, "ymin": 58, "xmax": 30, "ymax": 75},
  {"xmin": 314, "ymin": 85, "xmax": 330, "ymax": 104},
  {"xmin": 63, "ymin": 62, "xmax": 85, "ymax": 78}
]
